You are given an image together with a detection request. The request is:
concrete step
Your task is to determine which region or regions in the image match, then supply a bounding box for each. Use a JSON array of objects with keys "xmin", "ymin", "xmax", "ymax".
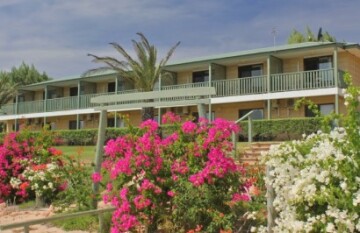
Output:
[{"xmin": 238, "ymin": 142, "xmax": 279, "ymax": 165}]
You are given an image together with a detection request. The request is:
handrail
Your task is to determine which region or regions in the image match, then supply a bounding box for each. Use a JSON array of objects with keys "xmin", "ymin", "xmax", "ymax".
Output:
[
  {"xmin": 232, "ymin": 110, "xmax": 255, "ymax": 157},
  {"xmin": 235, "ymin": 110, "xmax": 255, "ymax": 124},
  {"xmin": 0, "ymin": 207, "xmax": 116, "ymax": 233}
]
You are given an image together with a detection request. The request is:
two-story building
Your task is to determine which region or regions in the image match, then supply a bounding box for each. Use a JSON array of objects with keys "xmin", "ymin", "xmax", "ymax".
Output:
[{"xmin": 1, "ymin": 41, "xmax": 359, "ymax": 132}]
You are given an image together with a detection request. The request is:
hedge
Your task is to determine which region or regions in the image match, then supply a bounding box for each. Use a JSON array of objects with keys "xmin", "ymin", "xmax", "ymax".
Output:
[
  {"xmin": 238, "ymin": 117, "xmax": 324, "ymax": 141},
  {"xmin": 0, "ymin": 118, "xmax": 325, "ymax": 145}
]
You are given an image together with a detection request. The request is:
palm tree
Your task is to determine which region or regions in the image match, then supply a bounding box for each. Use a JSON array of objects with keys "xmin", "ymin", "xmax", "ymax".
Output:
[
  {"xmin": 0, "ymin": 73, "xmax": 17, "ymax": 107},
  {"xmin": 288, "ymin": 26, "xmax": 336, "ymax": 44},
  {"xmin": 87, "ymin": 33, "xmax": 180, "ymax": 121}
]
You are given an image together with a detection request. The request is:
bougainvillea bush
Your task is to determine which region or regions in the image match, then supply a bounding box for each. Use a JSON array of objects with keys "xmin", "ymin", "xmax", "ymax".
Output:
[
  {"xmin": 256, "ymin": 73, "xmax": 360, "ymax": 233},
  {"xmin": 98, "ymin": 113, "xmax": 261, "ymax": 233},
  {"xmin": 0, "ymin": 127, "xmax": 64, "ymax": 203}
]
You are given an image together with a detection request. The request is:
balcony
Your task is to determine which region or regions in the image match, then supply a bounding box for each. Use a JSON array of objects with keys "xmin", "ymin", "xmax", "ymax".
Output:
[{"xmin": 0, "ymin": 69, "xmax": 345, "ymax": 115}]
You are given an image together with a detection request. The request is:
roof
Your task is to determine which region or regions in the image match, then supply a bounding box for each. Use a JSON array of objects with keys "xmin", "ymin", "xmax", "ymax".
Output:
[
  {"xmin": 166, "ymin": 42, "xmax": 358, "ymax": 70},
  {"xmin": 20, "ymin": 41, "xmax": 360, "ymax": 90}
]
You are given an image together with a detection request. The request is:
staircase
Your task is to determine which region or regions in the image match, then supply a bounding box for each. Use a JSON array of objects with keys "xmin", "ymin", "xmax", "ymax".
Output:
[{"xmin": 237, "ymin": 142, "xmax": 279, "ymax": 165}]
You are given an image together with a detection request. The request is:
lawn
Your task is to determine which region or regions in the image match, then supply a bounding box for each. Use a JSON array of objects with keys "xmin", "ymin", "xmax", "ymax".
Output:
[{"xmin": 55, "ymin": 145, "xmax": 96, "ymax": 163}]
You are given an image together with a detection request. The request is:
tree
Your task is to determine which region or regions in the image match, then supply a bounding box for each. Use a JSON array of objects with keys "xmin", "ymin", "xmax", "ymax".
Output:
[
  {"xmin": 288, "ymin": 26, "xmax": 336, "ymax": 44},
  {"xmin": 0, "ymin": 63, "xmax": 50, "ymax": 132},
  {"xmin": 6, "ymin": 62, "xmax": 50, "ymax": 86},
  {"xmin": 0, "ymin": 73, "xmax": 17, "ymax": 107},
  {"xmin": 87, "ymin": 33, "xmax": 180, "ymax": 121}
]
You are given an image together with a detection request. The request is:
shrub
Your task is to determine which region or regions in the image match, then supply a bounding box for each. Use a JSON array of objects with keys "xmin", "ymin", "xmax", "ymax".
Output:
[
  {"xmin": 239, "ymin": 117, "xmax": 324, "ymax": 141},
  {"xmin": 256, "ymin": 73, "xmax": 360, "ymax": 232},
  {"xmin": 0, "ymin": 127, "xmax": 65, "ymax": 203},
  {"xmin": 97, "ymin": 112, "xmax": 261, "ymax": 233}
]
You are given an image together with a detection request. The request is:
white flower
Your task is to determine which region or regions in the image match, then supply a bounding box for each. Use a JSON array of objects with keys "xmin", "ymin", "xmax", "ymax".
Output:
[{"xmin": 326, "ymin": 222, "xmax": 335, "ymax": 232}]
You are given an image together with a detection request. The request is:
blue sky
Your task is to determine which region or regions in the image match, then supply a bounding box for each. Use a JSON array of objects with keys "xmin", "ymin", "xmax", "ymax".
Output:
[{"xmin": 0, "ymin": 0, "xmax": 359, "ymax": 78}]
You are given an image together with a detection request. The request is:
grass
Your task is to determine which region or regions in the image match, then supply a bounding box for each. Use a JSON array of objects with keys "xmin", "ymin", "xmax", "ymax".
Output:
[
  {"xmin": 55, "ymin": 145, "xmax": 96, "ymax": 163},
  {"xmin": 18, "ymin": 200, "xmax": 36, "ymax": 209}
]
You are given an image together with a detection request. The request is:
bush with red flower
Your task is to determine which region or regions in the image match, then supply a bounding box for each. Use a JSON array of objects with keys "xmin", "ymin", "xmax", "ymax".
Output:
[
  {"xmin": 0, "ymin": 127, "xmax": 64, "ymax": 204},
  {"xmin": 99, "ymin": 112, "xmax": 259, "ymax": 232}
]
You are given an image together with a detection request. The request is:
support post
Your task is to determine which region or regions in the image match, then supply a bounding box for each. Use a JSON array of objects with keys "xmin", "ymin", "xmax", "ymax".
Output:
[
  {"xmin": 158, "ymin": 74, "xmax": 162, "ymax": 124},
  {"xmin": 333, "ymin": 47, "xmax": 339, "ymax": 115},
  {"xmin": 248, "ymin": 116, "xmax": 253, "ymax": 143},
  {"xmin": 232, "ymin": 131, "xmax": 237, "ymax": 158},
  {"xmin": 77, "ymin": 81, "xmax": 81, "ymax": 130},
  {"xmin": 114, "ymin": 77, "xmax": 119, "ymax": 128},
  {"xmin": 197, "ymin": 103, "xmax": 206, "ymax": 118},
  {"xmin": 43, "ymin": 86, "xmax": 48, "ymax": 129},
  {"xmin": 266, "ymin": 166, "xmax": 275, "ymax": 233},
  {"xmin": 267, "ymin": 57, "xmax": 271, "ymax": 119},
  {"xmin": 208, "ymin": 64, "xmax": 212, "ymax": 121},
  {"xmin": 92, "ymin": 109, "xmax": 107, "ymax": 209},
  {"xmin": 14, "ymin": 95, "xmax": 19, "ymax": 131}
]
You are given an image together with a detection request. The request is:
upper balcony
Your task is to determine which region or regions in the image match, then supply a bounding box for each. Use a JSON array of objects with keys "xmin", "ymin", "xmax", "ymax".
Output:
[{"xmin": 0, "ymin": 68, "xmax": 345, "ymax": 115}]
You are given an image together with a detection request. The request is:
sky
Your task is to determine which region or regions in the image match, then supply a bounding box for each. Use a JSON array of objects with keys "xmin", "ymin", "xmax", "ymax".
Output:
[{"xmin": 0, "ymin": 0, "xmax": 359, "ymax": 78}]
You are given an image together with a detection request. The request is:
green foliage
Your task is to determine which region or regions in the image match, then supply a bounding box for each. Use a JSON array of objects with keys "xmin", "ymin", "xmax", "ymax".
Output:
[
  {"xmin": 53, "ymin": 154, "xmax": 93, "ymax": 211},
  {"xmin": 53, "ymin": 215, "xmax": 99, "ymax": 232},
  {"xmin": 287, "ymin": 26, "xmax": 336, "ymax": 44},
  {"xmin": 239, "ymin": 117, "xmax": 323, "ymax": 141},
  {"xmin": 86, "ymin": 33, "xmax": 180, "ymax": 121},
  {"xmin": 1, "ymin": 62, "xmax": 50, "ymax": 86},
  {"xmin": 0, "ymin": 73, "xmax": 17, "ymax": 106}
]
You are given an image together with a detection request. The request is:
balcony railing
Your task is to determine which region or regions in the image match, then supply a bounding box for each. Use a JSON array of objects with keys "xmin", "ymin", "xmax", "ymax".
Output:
[{"xmin": 0, "ymin": 69, "xmax": 345, "ymax": 115}]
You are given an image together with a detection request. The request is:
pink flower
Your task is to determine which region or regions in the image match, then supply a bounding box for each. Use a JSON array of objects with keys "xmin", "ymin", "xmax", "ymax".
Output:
[
  {"xmin": 140, "ymin": 119, "xmax": 158, "ymax": 131},
  {"xmin": 181, "ymin": 121, "xmax": 197, "ymax": 134},
  {"xmin": 162, "ymin": 112, "xmax": 181, "ymax": 124},
  {"xmin": 167, "ymin": 190, "xmax": 175, "ymax": 197},
  {"xmin": 232, "ymin": 193, "xmax": 251, "ymax": 202},
  {"xmin": 133, "ymin": 195, "xmax": 152, "ymax": 209},
  {"xmin": 91, "ymin": 172, "xmax": 102, "ymax": 183}
]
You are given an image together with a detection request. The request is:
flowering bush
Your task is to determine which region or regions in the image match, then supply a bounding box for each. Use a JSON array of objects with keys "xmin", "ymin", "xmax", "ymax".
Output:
[
  {"xmin": 256, "ymin": 73, "xmax": 360, "ymax": 233},
  {"xmin": 54, "ymin": 147, "xmax": 94, "ymax": 211},
  {"xmin": 100, "ymin": 112, "xmax": 256, "ymax": 232},
  {"xmin": 0, "ymin": 127, "xmax": 64, "ymax": 203}
]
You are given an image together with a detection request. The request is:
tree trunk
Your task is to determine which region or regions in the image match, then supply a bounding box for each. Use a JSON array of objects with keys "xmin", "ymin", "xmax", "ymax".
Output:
[{"xmin": 141, "ymin": 107, "xmax": 154, "ymax": 122}]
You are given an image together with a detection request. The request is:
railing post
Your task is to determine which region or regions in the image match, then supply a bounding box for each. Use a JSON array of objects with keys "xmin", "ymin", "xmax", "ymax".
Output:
[
  {"xmin": 24, "ymin": 225, "xmax": 30, "ymax": 233},
  {"xmin": 248, "ymin": 116, "xmax": 253, "ymax": 143}
]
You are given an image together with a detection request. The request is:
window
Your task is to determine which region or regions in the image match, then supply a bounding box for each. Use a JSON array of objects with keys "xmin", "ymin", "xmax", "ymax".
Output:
[
  {"xmin": 107, "ymin": 118, "xmax": 115, "ymax": 127},
  {"xmin": 192, "ymin": 70, "xmax": 209, "ymax": 83},
  {"xmin": 69, "ymin": 120, "xmax": 77, "ymax": 130},
  {"xmin": 108, "ymin": 82, "xmax": 116, "ymax": 93},
  {"xmin": 304, "ymin": 56, "xmax": 332, "ymax": 71},
  {"xmin": 238, "ymin": 64, "xmax": 262, "ymax": 78},
  {"xmin": 70, "ymin": 87, "xmax": 78, "ymax": 97},
  {"xmin": 305, "ymin": 103, "xmax": 334, "ymax": 117},
  {"xmin": 107, "ymin": 118, "xmax": 124, "ymax": 127},
  {"xmin": 239, "ymin": 109, "xmax": 264, "ymax": 120}
]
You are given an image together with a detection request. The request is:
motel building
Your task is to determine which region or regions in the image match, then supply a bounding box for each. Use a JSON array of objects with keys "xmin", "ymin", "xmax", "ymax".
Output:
[{"xmin": 1, "ymin": 42, "xmax": 360, "ymax": 132}]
